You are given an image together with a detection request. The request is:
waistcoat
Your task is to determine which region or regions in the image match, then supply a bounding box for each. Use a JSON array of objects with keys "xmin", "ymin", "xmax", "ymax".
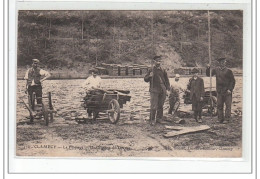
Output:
[{"xmin": 27, "ymin": 68, "xmax": 41, "ymax": 85}]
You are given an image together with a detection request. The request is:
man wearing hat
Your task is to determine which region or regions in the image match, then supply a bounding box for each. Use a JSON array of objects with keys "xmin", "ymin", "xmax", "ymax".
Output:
[
  {"xmin": 82, "ymin": 68, "xmax": 102, "ymax": 92},
  {"xmin": 206, "ymin": 58, "xmax": 236, "ymax": 123},
  {"xmin": 144, "ymin": 55, "xmax": 170, "ymax": 125},
  {"xmin": 24, "ymin": 59, "xmax": 51, "ymax": 105},
  {"xmin": 187, "ymin": 68, "xmax": 205, "ymax": 123}
]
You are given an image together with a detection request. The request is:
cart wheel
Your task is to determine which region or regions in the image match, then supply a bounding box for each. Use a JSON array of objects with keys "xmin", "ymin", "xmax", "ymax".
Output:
[
  {"xmin": 208, "ymin": 96, "xmax": 217, "ymax": 116},
  {"xmin": 108, "ymin": 99, "xmax": 120, "ymax": 124},
  {"xmin": 42, "ymin": 103, "xmax": 49, "ymax": 126}
]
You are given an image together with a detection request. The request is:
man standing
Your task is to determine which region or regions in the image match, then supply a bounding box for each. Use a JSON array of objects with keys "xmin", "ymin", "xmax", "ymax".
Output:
[
  {"xmin": 206, "ymin": 58, "xmax": 236, "ymax": 123},
  {"xmin": 144, "ymin": 55, "xmax": 170, "ymax": 125},
  {"xmin": 82, "ymin": 69, "xmax": 102, "ymax": 92},
  {"xmin": 24, "ymin": 59, "xmax": 51, "ymax": 106},
  {"xmin": 187, "ymin": 68, "xmax": 205, "ymax": 123}
]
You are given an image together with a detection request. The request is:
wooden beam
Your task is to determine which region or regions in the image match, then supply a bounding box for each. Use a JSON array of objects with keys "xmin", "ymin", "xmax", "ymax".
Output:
[
  {"xmin": 165, "ymin": 126, "xmax": 184, "ymax": 130},
  {"xmin": 163, "ymin": 125, "xmax": 210, "ymax": 138}
]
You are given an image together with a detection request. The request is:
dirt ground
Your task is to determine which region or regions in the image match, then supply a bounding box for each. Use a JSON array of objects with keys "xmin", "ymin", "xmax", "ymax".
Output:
[{"xmin": 16, "ymin": 77, "xmax": 242, "ymax": 157}]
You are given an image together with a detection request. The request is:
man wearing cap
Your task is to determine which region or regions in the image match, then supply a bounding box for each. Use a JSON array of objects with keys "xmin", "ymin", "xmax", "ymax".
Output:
[
  {"xmin": 206, "ymin": 58, "xmax": 235, "ymax": 123},
  {"xmin": 24, "ymin": 59, "xmax": 51, "ymax": 105},
  {"xmin": 82, "ymin": 68, "xmax": 102, "ymax": 92},
  {"xmin": 187, "ymin": 68, "xmax": 205, "ymax": 123},
  {"xmin": 144, "ymin": 55, "xmax": 170, "ymax": 125},
  {"xmin": 168, "ymin": 74, "xmax": 183, "ymax": 115}
]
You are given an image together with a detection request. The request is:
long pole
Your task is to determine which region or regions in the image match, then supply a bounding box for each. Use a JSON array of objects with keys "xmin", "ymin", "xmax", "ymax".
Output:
[
  {"xmin": 151, "ymin": 13, "xmax": 154, "ymax": 54},
  {"xmin": 81, "ymin": 13, "xmax": 84, "ymax": 40},
  {"xmin": 151, "ymin": 13, "xmax": 154, "ymax": 89},
  {"xmin": 208, "ymin": 10, "xmax": 212, "ymax": 117}
]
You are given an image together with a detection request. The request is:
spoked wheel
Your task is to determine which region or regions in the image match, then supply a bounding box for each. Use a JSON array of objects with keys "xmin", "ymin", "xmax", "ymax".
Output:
[
  {"xmin": 108, "ymin": 99, "xmax": 120, "ymax": 124},
  {"xmin": 42, "ymin": 103, "xmax": 49, "ymax": 126},
  {"xmin": 207, "ymin": 96, "xmax": 217, "ymax": 116}
]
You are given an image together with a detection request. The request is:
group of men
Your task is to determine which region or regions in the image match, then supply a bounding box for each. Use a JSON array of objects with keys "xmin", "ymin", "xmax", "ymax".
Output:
[
  {"xmin": 24, "ymin": 59, "xmax": 101, "ymax": 107},
  {"xmin": 24, "ymin": 56, "xmax": 236, "ymax": 125},
  {"xmin": 144, "ymin": 55, "xmax": 236, "ymax": 125}
]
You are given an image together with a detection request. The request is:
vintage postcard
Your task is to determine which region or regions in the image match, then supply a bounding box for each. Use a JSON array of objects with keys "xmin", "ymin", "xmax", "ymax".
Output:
[{"xmin": 15, "ymin": 9, "xmax": 245, "ymax": 159}]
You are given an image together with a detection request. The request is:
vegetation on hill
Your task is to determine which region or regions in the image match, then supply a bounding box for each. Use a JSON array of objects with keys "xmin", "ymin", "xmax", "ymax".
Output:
[{"xmin": 18, "ymin": 10, "xmax": 243, "ymax": 71}]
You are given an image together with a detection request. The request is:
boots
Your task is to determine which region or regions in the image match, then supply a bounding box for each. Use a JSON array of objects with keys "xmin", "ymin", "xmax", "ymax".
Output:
[
  {"xmin": 156, "ymin": 107, "xmax": 164, "ymax": 123},
  {"xmin": 197, "ymin": 111, "xmax": 202, "ymax": 123},
  {"xmin": 194, "ymin": 111, "xmax": 198, "ymax": 122}
]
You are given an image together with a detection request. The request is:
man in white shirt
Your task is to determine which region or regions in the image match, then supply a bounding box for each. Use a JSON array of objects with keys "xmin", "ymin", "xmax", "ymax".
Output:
[
  {"xmin": 82, "ymin": 69, "xmax": 102, "ymax": 121},
  {"xmin": 82, "ymin": 69, "xmax": 102, "ymax": 92},
  {"xmin": 24, "ymin": 59, "xmax": 51, "ymax": 105}
]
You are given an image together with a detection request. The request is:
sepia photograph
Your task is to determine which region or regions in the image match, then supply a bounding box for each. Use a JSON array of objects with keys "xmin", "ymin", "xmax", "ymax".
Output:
[{"xmin": 16, "ymin": 10, "xmax": 243, "ymax": 158}]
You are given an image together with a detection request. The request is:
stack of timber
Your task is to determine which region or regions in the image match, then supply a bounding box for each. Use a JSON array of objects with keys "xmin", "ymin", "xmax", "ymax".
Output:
[
  {"xmin": 119, "ymin": 65, "xmax": 126, "ymax": 76},
  {"xmin": 99, "ymin": 63, "xmax": 149, "ymax": 76},
  {"xmin": 83, "ymin": 89, "xmax": 131, "ymax": 110}
]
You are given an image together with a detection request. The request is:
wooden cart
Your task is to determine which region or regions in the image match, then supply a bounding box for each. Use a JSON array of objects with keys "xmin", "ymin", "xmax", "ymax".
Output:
[
  {"xmin": 21, "ymin": 92, "xmax": 56, "ymax": 126},
  {"xmin": 183, "ymin": 87, "xmax": 218, "ymax": 116},
  {"xmin": 82, "ymin": 89, "xmax": 131, "ymax": 124}
]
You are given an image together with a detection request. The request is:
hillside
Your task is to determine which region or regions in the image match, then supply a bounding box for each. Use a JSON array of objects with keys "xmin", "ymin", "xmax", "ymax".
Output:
[{"xmin": 18, "ymin": 10, "xmax": 243, "ymax": 72}]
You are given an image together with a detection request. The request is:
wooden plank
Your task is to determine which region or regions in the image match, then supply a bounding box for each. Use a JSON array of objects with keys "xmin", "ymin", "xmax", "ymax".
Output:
[
  {"xmin": 164, "ymin": 126, "xmax": 185, "ymax": 131},
  {"xmin": 163, "ymin": 125, "xmax": 210, "ymax": 138},
  {"xmin": 121, "ymin": 121, "xmax": 140, "ymax": 125}
]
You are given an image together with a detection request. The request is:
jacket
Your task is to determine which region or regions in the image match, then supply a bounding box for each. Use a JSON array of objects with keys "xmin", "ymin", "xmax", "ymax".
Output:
[
  {"xmin": 206, "ymin": 67, "xmax": 235, "ymax": 94},
  {"xmin": 187, "ymin": 77, "xmax": 205, "ymax": 101},
  {"xmin": 144, "ymin": 66, "xmax": 170, "ymax": 93}
]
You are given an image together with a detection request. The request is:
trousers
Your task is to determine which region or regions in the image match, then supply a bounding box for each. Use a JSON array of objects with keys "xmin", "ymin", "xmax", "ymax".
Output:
[
  {"xmin": 28, "ymin": 85, "xmax": 42, "ymax": 105},
  {"xmin": 191, "ymin": 95, "xmax": 203, "ymax": 112},
  {"xmin": 217, "ymin": 92, "xmax": 232, "ymax": 121},
  {"xmin": 150, "ymin": 91, "xmax": 166, "ymax": 121},
  {"xmin": 168, "ymin": 96, "xmax": 179, "ymax": 114},
  {"xmin": 191, "ymin": 95, "xmax": 203, "ymax": 119}
]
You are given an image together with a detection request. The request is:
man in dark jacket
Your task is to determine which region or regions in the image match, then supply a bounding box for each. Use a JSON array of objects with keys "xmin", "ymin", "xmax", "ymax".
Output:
[
  {"xmin": 187, "ymin": 68, "xmax": 205, "ymax": 123},
  {"xmin": 144, "ymin": 55, "xmax": 170, "ymax": 125},
  {"xmin": 206, "ymin": 58, "xmax": 235, "ymax": 123}
]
